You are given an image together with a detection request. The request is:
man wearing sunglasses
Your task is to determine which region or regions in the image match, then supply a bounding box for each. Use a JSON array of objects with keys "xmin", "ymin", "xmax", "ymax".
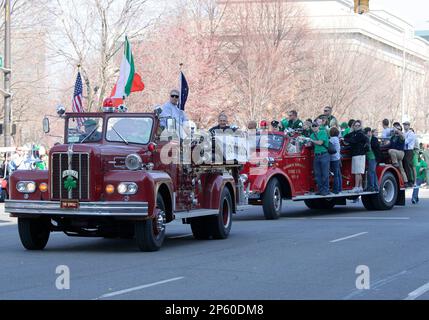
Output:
[
  {"xmin": 279, "ymin": 110, "xmax": 303, "ymax": 132},
  {"xmin": 318, "ymin": 106, "xmax": 338, "ymax": 128},
  {"xmin": 159, "ymin": 89, "xmax": 189, "ymax": 131}
]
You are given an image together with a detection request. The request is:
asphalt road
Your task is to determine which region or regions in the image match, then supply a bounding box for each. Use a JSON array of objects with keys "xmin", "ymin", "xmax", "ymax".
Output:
[{"xmin": 1, "ymin": 189, "xmax": 429, "ymax": 300}]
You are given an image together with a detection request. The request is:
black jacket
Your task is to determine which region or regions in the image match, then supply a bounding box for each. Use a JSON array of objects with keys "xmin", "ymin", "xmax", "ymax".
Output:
[
  {"xmin": 370, "ymin": 136, "xmax": 382, "ymax": 162},
  {"xmin": 209, "ymin": 125, "xmax": 231, "ymax": 135},
  {"xmin": 344, "ymin": 130, "xmax": 367, "ymax": 156}
]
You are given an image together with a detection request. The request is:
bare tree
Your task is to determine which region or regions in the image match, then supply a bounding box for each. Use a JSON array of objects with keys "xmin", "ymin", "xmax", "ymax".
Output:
[
  {"xmin": 218, "ymin": 0, "xmax": 309, "ymax": 127},
  {"xmin": 47, "ymin": 0, "xmax": 153, "ymax": 111},
  {"xmin": 294, "ymin": 35, "xmax": 401, "ymax": 126},
  {"xmin": 0, "ymin": 0, "xmax": 51, "ymax": 146}
]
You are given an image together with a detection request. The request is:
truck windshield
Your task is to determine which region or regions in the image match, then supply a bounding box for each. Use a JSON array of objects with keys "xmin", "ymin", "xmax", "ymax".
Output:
[
  {"xmin": 67, "ymin": 117, "xmax": 103, "ymax": 144},
  {"xmin": 256, "ymin": 133, "xmax": 284, "ymax": 151},
  {"xmin": 106, "ymin": 117, "xmax": 153, "ymax": 145}
]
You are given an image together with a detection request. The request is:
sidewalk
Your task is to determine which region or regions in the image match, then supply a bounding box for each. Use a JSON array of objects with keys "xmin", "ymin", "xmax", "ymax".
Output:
[{"xmin": 0, "ymin": 203, "xmax": 16, "ymax": 224}]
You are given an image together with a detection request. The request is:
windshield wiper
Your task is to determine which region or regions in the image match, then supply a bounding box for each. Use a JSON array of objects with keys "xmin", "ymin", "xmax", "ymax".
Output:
[
  {"xmin": 111, "ymin": 126, "xmax": 129, "ymax": 145},
  {"xmin": 80, "ymin": 125, "xmax": 99, "ymax": 143}
]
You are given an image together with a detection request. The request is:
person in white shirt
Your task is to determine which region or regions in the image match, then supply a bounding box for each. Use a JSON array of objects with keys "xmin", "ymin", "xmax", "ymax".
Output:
[
  {"xmin": 160, "ymin": 89, "xmax": 188, "ymax": 123},
  {"xmin": 403, "ymin": 121, "xmax": 416, "ymax": 186},
  {"xmin": 159, "ymin": 89, "xmax": 189, "ymax": 138}
]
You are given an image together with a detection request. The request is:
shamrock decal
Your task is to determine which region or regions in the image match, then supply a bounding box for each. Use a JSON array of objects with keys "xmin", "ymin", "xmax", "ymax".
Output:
[{"xmin": 64, "ymin": 176, "xmax": 77, "ymax": 192}]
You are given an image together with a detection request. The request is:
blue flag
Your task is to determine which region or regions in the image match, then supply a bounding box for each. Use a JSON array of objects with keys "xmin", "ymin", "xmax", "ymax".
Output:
[{"xmin": 179, "ymin": 71, "xmax": 189, "ymax": 111}]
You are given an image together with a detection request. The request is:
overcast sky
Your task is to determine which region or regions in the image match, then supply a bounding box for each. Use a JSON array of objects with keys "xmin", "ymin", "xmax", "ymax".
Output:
[{"xmin": 370, "ymin": 0, "xmax": 429, "ymax": 29}]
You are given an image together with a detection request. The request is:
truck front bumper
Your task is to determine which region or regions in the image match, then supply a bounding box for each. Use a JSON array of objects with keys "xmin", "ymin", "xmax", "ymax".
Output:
[{"xmin": 5, "ymin": 200, "xmax": 149, "ymax": 217}]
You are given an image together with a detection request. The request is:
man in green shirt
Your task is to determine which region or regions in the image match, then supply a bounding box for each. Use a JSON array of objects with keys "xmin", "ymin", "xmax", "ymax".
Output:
[
  {"xmin": 280, "ymin": 110, "xmax": 303, "ymax": 132},
  {"xmin": 310, "ymin": 122, "xmax": 330, "ymax": 196},
  {"xmin": 412, "ymin": 152, "xmax": 427, "ymax": 204}
]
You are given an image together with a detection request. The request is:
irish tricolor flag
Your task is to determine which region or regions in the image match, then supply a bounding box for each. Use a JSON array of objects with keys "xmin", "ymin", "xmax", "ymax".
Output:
[{"xmin": 111, "ymin": 36, "xmax": 144, "ymax": 99}]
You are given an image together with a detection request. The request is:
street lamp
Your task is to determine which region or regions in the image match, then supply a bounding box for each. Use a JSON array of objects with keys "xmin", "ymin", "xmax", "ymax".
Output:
[{"xmin": 401, "ymin": 28, "xmax": 409, "ymax": 123}]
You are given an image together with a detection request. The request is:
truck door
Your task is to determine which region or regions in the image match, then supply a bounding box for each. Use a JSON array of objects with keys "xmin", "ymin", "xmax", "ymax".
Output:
[{"xmin": 281, "ymin": 136, "xmax": 313, "ymax": 194}]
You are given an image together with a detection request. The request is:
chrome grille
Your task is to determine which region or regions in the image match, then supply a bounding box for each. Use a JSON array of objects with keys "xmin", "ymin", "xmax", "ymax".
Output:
[{"xmin": 51, "ymin": 153, "xmax": 90, "ymax": 200}]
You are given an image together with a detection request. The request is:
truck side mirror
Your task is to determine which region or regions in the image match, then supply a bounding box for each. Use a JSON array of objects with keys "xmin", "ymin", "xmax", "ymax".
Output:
[
  {"xmin": 43, "ymin": 117, "xmax": 50, "ymax": 134},
  {"xmin": 167, "ymin": 118, "xmax": 176, "ymax": 132}
]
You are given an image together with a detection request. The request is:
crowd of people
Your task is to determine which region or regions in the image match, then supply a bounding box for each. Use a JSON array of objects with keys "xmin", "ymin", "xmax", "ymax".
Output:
[
  {"xmin": 262, "ymin": 106, "xmax": 428, "ymax": 202},
  {"xmin": 0, "ymin": 145, "xmax": 48, "ymax": 178}
]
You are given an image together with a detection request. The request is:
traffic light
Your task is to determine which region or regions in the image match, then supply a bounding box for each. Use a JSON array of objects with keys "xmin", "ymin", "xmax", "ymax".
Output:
[{"xmin": 354, "ymin": 0, "xmax": 369, "ymax": 14}]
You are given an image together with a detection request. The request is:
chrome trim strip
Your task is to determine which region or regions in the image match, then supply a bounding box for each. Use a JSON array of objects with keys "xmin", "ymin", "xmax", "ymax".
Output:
[
  {"xmin": 5, "ymin": 200, "xmax": 149, "ymax": 217},
  {"xmin": 175, "ymin": 209, "xmax": 219, "ymax": 219}
]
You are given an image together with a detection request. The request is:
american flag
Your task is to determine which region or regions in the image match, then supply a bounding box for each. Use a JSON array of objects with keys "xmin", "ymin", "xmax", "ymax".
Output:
[{"xmin": 72, "ymin": 72, "xmax": 84, "ymax": 126}]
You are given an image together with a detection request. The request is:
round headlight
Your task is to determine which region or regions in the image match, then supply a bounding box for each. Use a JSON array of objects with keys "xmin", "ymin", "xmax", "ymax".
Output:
[
  {"xmin": 117, "ymin": 183, "xmax": 128, "ymax": 194},
  {"xmin": 118, "ymin": 183, "xmax": 138, "ymax": 195},
  {"xmin": 125, "ymin": 154, "xmax": 142, "ymax": 171},
  {"xmin": 16, "ymin": 182, "xmax": 26, "ymax": 193},
  {"xmin": 26, "ymin": 182, "xmax": 36, "ymax": 193},
  {"xmin": 127, "ymin": 183, "xmax": 138, "ymax": 194}
]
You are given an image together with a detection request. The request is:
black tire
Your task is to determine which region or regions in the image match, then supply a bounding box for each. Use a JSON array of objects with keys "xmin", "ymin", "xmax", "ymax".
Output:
[
  {"xmin": 190, "ymin": 217, "xmax": 211, "ymax": 240},
  {"xmin": 135, "ymin": 194, "xmax": 166, "ymax": 252},
  {"xmin": 262, "ymin": 178, "xmax": 282, "ymax": 220},
  {"xmin": 372, "ymin": 172, "xmax": 398, "ymax": 210},
  {"xmin": 304, "ymin": 198, "xmax": 335, "ymax": 210},
  {"xmin": 209, "ymin": 187, "xmax": 233, "ymax": 239},
  {"xmin": 361, "ymin": 195, "xmax": 376, "ymax": 210},
  {"xmin": 18, "ymin": 217, "xmax": 50, "ymax": 250},
  {"xmin": 304, "ymin": 199, "xmax": 321, "ymax": 210}
]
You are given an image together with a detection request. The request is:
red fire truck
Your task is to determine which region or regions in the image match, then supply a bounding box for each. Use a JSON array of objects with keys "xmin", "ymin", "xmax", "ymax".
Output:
[
  {"xmin": 5, "ymin": 109, "xmax": 248, "ymax": 251},
  {"xmin": 241, "ymin": 127, "xmax": 406, "ymax": 219}
]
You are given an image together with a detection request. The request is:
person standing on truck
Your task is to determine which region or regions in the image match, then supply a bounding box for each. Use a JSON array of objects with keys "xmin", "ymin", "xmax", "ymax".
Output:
[
  {"xmin": 302, "ymin": 119, "xmax": 313, "ymax": 137},
  {"xmin": 386, "ymin": 122, "xmax": 408, "ymax": 185},
  {"xmin": 209, "ymin": 112, "xmax": 231, "ymax": 134},
  {"xmin": 318, "ymin": 106, "xmax": 338, "ymax": 128},
  {"xmin": 310, "ymin": 122, "xmax": 330, "ymax": 196},
  {"xmin": 279, "ymin": 110, "xmax": 303, "ymax": 132},
  {"xmin": 381, "ymin": 118, "xmax": 392, "ymax": 144},
  {"xmin": 160, "ymin": 89, "xmax": 189, "ymax": 127},
  {"xmin": 329, "ymin": 127, "xmax": 342, "ymax": 194},
  {"xmin": 403, "ymin": 121, "xmax": 416, "ymax": 187},
  {"xmin": 364, "ymin": 127, "xmax": 381, "ymax": 192},
  {"xmin": 344, "ymin": 120, "xmax": 367, "ymax": 193}
]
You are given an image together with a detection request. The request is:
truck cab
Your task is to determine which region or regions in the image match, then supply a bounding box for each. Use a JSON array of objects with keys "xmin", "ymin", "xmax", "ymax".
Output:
[{"xmin": 6, "ymin": 111, "xmax": 246, "ymax": 251}]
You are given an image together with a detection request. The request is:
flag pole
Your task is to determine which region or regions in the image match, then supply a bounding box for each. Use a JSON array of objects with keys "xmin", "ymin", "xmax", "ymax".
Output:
[{"xmin": 179, "ymin": 63, "xmax": 183, "ymax": 165}]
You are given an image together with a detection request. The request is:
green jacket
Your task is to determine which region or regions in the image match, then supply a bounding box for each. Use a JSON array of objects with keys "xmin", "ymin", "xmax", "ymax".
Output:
[{"xmin": 280, "ymin": 118, "xmax": 303, "ymax": 131}]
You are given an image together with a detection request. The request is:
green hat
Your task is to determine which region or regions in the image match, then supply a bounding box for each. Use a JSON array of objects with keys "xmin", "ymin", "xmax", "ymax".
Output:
[
  {"xmin": 340, "ymin": 122, "xmax": 348, "ymax": 129},
  {"xmin": 83, "ymin": 119, "xmax": 97, "ymax": 127}
]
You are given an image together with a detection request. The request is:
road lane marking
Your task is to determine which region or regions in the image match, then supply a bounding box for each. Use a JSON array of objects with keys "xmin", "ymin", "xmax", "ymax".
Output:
[
  {"xmin": 404, "ymin": 281, "xmax": 429, "ymax": 300},
  {"xmin": 169, "ymin": 234, "xmax": 193, "ymax": 239},
  {"xmin": 343, "ymin": 270, "xmax": 408, "ymax": 300},
  {"xmin": 313, "ymin": 217, "xmax": 410, "ymax": 220},
  {"xmin": 96, "ymin": 277, "xmax": 184, "ymax": 299},
  {"xmin": 330, "ymin": 232, "xmax": 368, "ymax": 243}
]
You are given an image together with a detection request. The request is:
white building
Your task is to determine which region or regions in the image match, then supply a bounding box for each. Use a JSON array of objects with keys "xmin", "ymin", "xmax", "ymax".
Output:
[
  {"xmin": 296, "ymin": 0, "xmax": 429, "ymax": 129},
  {"xmin": 223, "ymin": 0, "xmax": 429, "ymax": 131}
]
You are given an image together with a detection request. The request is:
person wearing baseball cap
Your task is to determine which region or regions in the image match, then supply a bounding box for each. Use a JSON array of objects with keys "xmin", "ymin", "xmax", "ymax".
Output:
[
  {"xmin": 402, "ymin": 120, "xmax": 416, "ymax": 187},
  {"xmin": 80, "ymin": 118, "xmax": 101, "ymax": 142}
]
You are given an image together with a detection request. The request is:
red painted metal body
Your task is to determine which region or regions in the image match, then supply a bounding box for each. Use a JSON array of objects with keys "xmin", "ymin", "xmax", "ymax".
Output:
[{"xmin": 7, "ymin": 112, "xmax": 238, "ymax": 219}]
